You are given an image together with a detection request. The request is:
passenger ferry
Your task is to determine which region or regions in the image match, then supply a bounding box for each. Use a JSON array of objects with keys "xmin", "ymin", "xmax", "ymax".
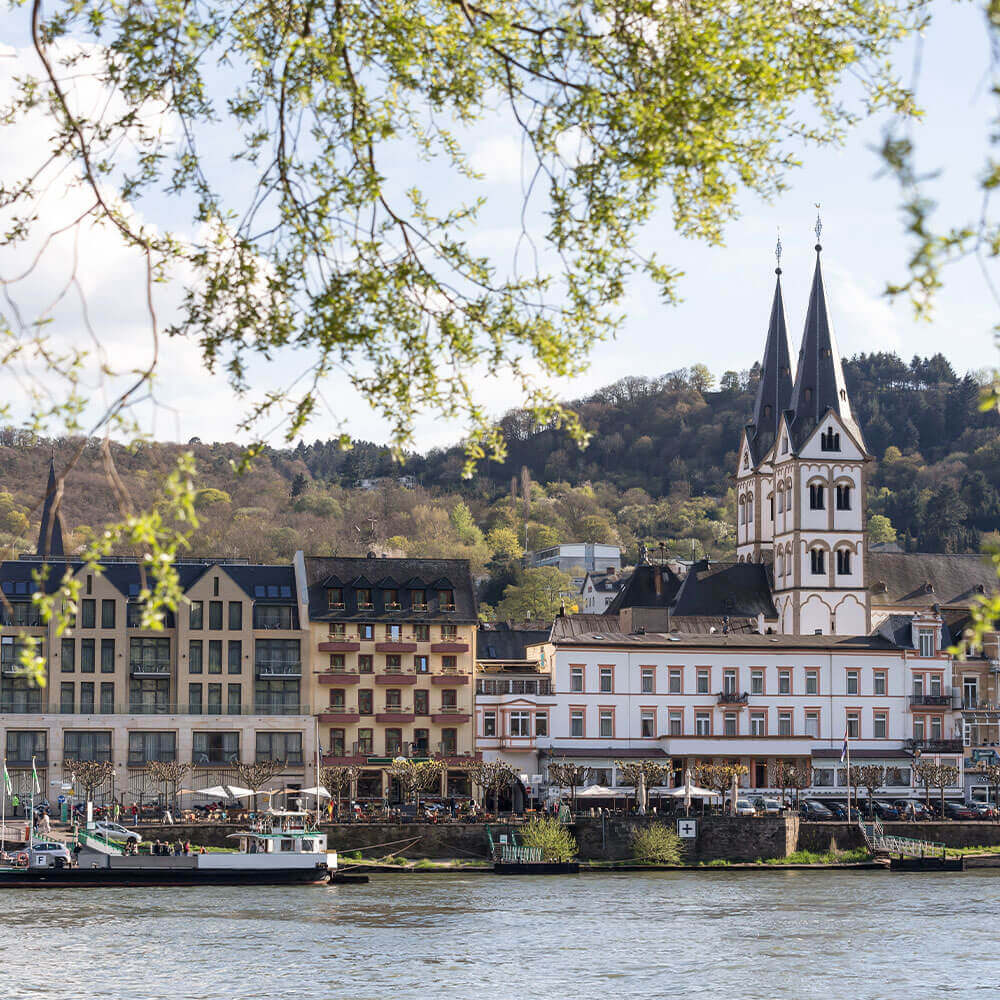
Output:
[{"xmin": 0, "ymin": 810, "xmax": 338, "ymax": 887}]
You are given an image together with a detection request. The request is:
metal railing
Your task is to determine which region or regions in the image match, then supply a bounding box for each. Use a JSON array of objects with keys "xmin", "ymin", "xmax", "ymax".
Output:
[
  {"xmin": 436, "ymin": 706, "xmax": 466, "ymax": 715},
  {"xmin": 904, "ymin": 738, "xmax": 964, "ymax": 753},
  {"xmin": 322, "ymin": 705, "xmax": 357, "ymax": 715},
  {"xmin": 380, "ymin": 705, "xmax": 413, "ymax": 714},
  {"xmin": 254, "ymin": 660, "xmax": 302, "ymax": 677},
  {"xmin": 500, "ymin": 844, "xmax": 543, "ymax": 864},
  {"xmin": 476, "ymin": 678, "xmax": 552, "ymax": 696},
  {"xmin": 909, "ymin": 690, "xmax": 952, "ymax": 707},
  {"xmin": 130, "ymin": 662, "xmax": 171, "ymax": 676},
  {"xmin": 717, "ymin": 691, "xmax": 749, "ymax": 705}
]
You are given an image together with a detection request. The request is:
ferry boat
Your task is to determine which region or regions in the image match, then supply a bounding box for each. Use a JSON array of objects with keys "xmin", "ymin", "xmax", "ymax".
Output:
[{"xmin": 0, "ymin": 810, "xmax": 338, "ymax": 887}]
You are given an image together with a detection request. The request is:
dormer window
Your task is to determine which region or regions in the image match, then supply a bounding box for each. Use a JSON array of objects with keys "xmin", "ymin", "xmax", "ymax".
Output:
[
  {"xmin": 327, "ymin": 588, "xmax": 344, "ymax": 609},
  {"xmin": 357, "ymin": 588, "xmax": 373, "ymax": 610},
  {"xmin": 918, "ymin": 631, "xmax": 935, "ymax": 657},
  {"xmin": 384, "ymin": 588, "xmax": 400, "ymax": 610},
  {"xmin": 821, "ymin": 428, "xmax": 840, "ymax": 451},
  {"xmin": 411, "ymin": 589, "xmax": 427, "ymax": 611},
  {"xmin": 439, "ymin": 589, "xmax": 455, "ymax": 611}
]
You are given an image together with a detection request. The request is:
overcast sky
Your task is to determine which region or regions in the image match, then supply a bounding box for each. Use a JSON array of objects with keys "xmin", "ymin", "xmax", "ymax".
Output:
[{"xmin": 0, "ymin": 2, "xmax": 995, "ymax": 454}]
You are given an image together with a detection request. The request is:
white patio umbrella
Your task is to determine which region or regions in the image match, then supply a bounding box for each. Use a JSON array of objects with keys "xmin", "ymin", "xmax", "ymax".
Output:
[
  {"xmin": 576, "ymin": 784, "xmax": 626, "ymax": 798},
  {"xmin": 298, "ymin": 786, "xmax": 331, "ymax": 800}
]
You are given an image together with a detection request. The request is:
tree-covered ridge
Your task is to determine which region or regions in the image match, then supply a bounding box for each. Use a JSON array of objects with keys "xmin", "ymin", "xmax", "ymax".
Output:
[{"xmin": 0, "ymin": 352, "xmax": 994, "ymax": 575}]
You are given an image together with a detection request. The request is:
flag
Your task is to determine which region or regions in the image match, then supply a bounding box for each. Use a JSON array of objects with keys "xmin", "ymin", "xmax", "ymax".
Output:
[
  {"xmin": 2, "ymin": 761, "xmax": 10, "ymax": 797},
  {"xmin": 840, "ymin": 729, "xmax": 849, "ymax": 764},
  {"xmin": 31, "ymin": 756, "xmax": 40, "ymax": 794}
]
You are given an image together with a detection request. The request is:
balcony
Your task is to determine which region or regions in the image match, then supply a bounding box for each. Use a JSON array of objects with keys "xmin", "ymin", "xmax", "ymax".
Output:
[
  {"xmin": 5, "ymin": 753, "xmax": 47, "ymax": 767},
  {"xmin": 375, "ymin": 641, "xmax": 417, "ymax": 653},
  {"xmin": 375, "ymin": 670, "xmax": 418, "ymax": 685},
  {"xmin": 717, "ymin": 690, "xmax": 749, "ymax": 706},
  {"xmin": 127, "ymin": 753, "xmax": 177, "ymax": 767},
  {"xmin": 376, "ymin": 706, "xmax": 414, "ymax": 723},
  {"xmin": 908, "ymin": 693, "xmax": 952, "ymax": 708},
  {"xmin": 191, "ymin": 753, "xmax": 240, "ymax": 766},
  {"xmin": 432, "ymin": 673, "xmax": 469, "ymax": 685},
  {"xmin": 905, "ymin": 738, "xmax": 964, "ymax": 753},
  {"xmin": 130, "ymin": 661, "xmax": 171, "ymax": 677},
  {"xmin": 431, "ymin": 642, "xmax": 469, "ymax": 653},
  {"xmin": 432, "ymin": 709, "xmax": 470, "ymax": 723},
  {"xmin": 255, "ymin": 660, "xmax": 302, "ymax": 677},
  {"xmin": 0, "ymin": 661, "xmax": 28, "ymax": 676},
  {"xmin": 317, "ymin": 670, "xmax": 361, "ymax": 685},
  {"xmin": 318, "ymin": 641, "xmax": 361, "ymax": 653},
  {"xmin": 318, "ymin": 707, "xmax": 361, "ymax": 724}
]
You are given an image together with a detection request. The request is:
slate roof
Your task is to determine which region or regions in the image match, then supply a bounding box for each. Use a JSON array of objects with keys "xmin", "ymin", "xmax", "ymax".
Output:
[
  {"xmin": 551, "ymin": 630, "xmax": 901, "ymax": 651},
  {"xmin": 747, "ymin": 270, "xmax": 794, "ymax": 465},
  {"xmin": 787, "ymin": 248, "xmax": 864, "ymax": 450},
  {"xmin": 605, "ymin": 563, "xmax": 682, "ymax": 614},
  {"xmin": 36, "ymin": 459, "xmax": 65, "ymax": 559},
  {"xmin": 538, "ymin": 747, "xmax": 671, "ymax": 759},
  {"xmin": 550, "ymin": 613, "xmax": 620, "ymax": 639},
  {"xmin": 868, "ymin": 552, "xmax": 994, "ymax": 609},
  {"xmin": 671, "ymin": 560, "xmax": 778, "ymax": 620},
  {"xmin": 301, "ymin": 555, "xmax": 477, "ymax": 622},
  {"xmin": 476, "ymin": 623, "xmax": 550, "ymax": 661}
]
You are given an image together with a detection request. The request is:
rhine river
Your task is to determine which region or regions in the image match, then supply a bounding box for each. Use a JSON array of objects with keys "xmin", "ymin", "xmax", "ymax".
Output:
[{"xmin": 2, "ymin": 871, "xmax": 996, "ymax": 999}]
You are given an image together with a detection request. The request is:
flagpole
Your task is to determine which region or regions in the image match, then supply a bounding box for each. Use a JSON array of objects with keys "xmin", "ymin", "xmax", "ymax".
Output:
[
  {"xmin": 29, "ymin": 754, "xmax": 35, "ymax": 852},
  {"xmin": 1, "ymin": 756, "xmax": 6, "ymax": 858},
  {"xmin": 846, "ymin": 736, "xmax": 852, "ymax": 825},
  {"xmin": 314, "ymin": 714, "xmax": 321, "ymax": 824}
]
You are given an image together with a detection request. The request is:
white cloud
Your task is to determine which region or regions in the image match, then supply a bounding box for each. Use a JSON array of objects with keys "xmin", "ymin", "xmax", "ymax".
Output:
[{"xmin": 469, "ymin": 133, "xmax": 524, "ymax": 185}]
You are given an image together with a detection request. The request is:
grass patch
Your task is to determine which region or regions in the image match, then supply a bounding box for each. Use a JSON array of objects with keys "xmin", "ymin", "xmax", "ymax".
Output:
[
  {"xmin": 947, "ymin": 843, "xmax": 1000, "ymax": 857},
  {"xmin": 762, "ymin": 848, "xmax": 871, "ymax": 865}
]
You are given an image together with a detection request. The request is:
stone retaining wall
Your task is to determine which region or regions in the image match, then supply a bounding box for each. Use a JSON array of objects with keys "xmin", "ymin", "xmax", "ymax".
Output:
[{"xmin": 797, "ymin": 821, "xmax": 1000, "ymax": 854}]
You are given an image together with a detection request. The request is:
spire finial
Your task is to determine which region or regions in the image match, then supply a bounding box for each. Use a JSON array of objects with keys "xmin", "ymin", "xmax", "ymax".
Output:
[
  {"xmin": 775, "ymin": 229, "xmax": 782, "ymax": 275},
  {"xmin": 814, "ymin": 204, "xmax": 822, "ymax": 252}
]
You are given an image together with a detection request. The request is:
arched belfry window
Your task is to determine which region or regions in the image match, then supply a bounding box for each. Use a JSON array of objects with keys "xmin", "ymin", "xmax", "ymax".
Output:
[{"xmin": 821, "ymin": 427, "xmax": 841, "ymax": 451}]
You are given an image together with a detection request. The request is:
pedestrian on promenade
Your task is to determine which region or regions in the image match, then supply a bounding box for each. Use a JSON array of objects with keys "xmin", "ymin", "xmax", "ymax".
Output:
[
  {"xmin": 164, "ymin": 808, "xmax": 174, "ymax": 825},
  {"xmin": 114, "ymin": 802, "xmax": 121, "ymax": 823},
  {"xmin": 40, "ymin": 811, "xmax": 51, "ymax": 836}
]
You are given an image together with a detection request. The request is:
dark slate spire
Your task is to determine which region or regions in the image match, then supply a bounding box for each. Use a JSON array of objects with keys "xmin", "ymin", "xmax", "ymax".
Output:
[
  {"xmin": 37, "ymin": 458, "xmax": 65, "ymax": 558},
  {"xmin": 748, "ymin": 237, "xmax": 794, "ymax": 461},
  {"xmin": 788, "ymin": 219, "xmax": 862, "ymax": 448}
]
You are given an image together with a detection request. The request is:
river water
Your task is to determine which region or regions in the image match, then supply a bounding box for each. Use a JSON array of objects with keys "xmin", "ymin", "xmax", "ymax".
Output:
[{"xmin": 2, "ymin": 871, "xmax": 996, "ymax": 999}]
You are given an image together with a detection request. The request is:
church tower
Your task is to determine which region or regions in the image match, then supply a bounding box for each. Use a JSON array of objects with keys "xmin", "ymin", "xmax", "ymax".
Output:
[
  {"xmin": 770, "ymin": 219, "xmax": 870, "ymax": 635},
  {"xmin": 736, "ymin": 240, "xmax": 794, "ymax": 564}
]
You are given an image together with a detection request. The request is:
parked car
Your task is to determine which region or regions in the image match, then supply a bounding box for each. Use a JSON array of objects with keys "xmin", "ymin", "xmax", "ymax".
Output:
[
  {"xmin": 943, "ymin": 802, "xmax": 979, "ymax": 820},
  {"xmin": 799, "ymin": 799, "xmax": 834, "ymax": 820},
  {"xmin": 969, "ymin": 801, "xmax": 997, "ymax": 818},
  {"xmin": 90, "ymin": 820, "xmax": 141, "ymax": 843},
  {"xmin": 823, "ymin": 800, "xmax": 849, "ymax": 820},
  {"xmin": 732, "ymin": 800, "xmax": 757, "ymax": 816},
  {"xmin": 870, "ymin": 801, "xmax": 901, "ymax": 821},
  {"xmin": 753, "ymin": 797, "xmax": 782, "ymax": 815},
  {"xmin": 29, "ymin": 841, "xmax": 72, "ymax": 866},
  {"xmin": 893, "ymin": 799, "xmax": 932, "ymax": 820}
]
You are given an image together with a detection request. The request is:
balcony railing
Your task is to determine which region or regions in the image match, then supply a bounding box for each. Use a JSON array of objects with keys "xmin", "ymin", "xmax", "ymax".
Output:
[
  {"xmin": 255, "ymin": 660, "xmax": 302, "ymax": 677},
  {"xmin": 717, "ymin": 691, "xmax": 749, "ymax": 705},
  {"xmin": 381, "ymin": 704, "xmax": 412, "ymax": 714},
  {"xmin": 255, "ymin": 754, "xmax": 304, "ymax": 766},
  {"xmin": 909, "ymin": 689, "xmax": 952, "ymax": 708},
  {"xmin": 436, "ymin": 705, "xmax": 466, "ymax": 714},
  {"xmin": 905, "ymin": 738, "xmax": 964, "ymax": 753},
  {"xmin": 129, "ymin": 662, "xmax": 171, "ymax": 677},
  {"xmin": 5, "ymin": 753, "xmax": 48, "ymax": 767},
  {"xmin": 191, "ymin": 753, "xmax": 241, "ymax": 766},
  {"xmin": 127, "ymin": 753, "xmax": 177, "ymax": 766}
]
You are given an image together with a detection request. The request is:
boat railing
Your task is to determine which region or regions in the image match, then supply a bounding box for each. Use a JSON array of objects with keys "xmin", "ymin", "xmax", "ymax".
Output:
[{"xmin": 500, "ymin": 844, "xmax": 543, "ymax": 864}]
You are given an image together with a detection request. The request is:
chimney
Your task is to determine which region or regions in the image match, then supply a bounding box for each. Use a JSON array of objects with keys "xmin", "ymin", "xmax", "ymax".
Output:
[{"xmin": 756, "ymin": 613, "xmax": 765, "ymax": 635}]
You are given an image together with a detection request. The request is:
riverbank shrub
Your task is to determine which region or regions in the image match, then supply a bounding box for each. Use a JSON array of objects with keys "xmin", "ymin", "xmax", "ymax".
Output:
[
  {"xmin": 521, "ymin": 817, "xmax": 578, "ymax": 862},
  {"xmin": 631, "ymin": 823, "xmax": 684, "ymax": 865}
]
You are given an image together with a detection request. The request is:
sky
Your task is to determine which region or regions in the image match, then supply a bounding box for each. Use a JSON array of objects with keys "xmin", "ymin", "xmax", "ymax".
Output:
[{"xmin": 0, "ymin": 2, "xmax": 995, "ymax": 454}]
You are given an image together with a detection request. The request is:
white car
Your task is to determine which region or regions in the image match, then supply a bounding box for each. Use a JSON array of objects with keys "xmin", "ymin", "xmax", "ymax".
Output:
[
  {"xmin": 29, "ymin": 841, "xmax": 72, "ymax": 865},
  {"xmin": 91, "ymin": 820, "xmax": 141, "ymax": 843},
  {"xmin": 733, "ymin": 800, "xmax": 757, "ymax": 816}
]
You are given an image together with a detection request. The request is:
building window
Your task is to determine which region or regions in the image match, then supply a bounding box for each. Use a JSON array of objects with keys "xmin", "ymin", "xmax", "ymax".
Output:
[
  {"xmin": 80, "ymin": 682, "xmax": 95, "ymax": 713},
  {"xmin": 836, "ymin": 484, "xmax": 851, "ymax": 510},
  {"xmin": 964, "ymin": 676, "xmax": 979, "ymax": 708},
  {"xmin": 192, "ymin": 731, "xmax": 239, "ymax": 765},
  {"xmin": 415, "ymin": 655, "xmax": 429, "ymax": 673},
  {"xmin": 599, "ymin": 709, "xmax": 614, "ymax": 738},
  {"xmin": 253, "ymin": 604, "xmax": 298, "ymax": 630},
  {"xmin": 227, "ymin": 684, "xmax": 242, "ymax": 714},
  {"xmin": 327, "ymin": 588, "xmax": 344, "ymax": 609},
  {"xmin": 570, "ymin": 710, "xmax": 584, "ymax": 738},
  {"xmin": 441, "ymin": 689, "xmax": 457, "ymax": 710},
  {"xmin": 805, "ymin": 711, "xmax": 820, "ymax": 738},
  {"xmin": 101, "ymin": 599, "xmax": 116, "ymax": 629},
  {"xmin": 358, "ymin": 689, "xmax": 373, "ymax": 715},
  {"xmin": 228, "ymin": 641, "xmax": 242, "ymax": 674},
  {"xmin": 81, "ymin": 599, "xmax": 96, "ymax": 629},
  {"xmin": 99, "ymin": 682, "xmax": 114, "ymax": 713},
  {"xmin": 386, "ymin": 624, "xmax": 402, "ymax": 642},
  {"xmin": 778, "ymin": 711, "xmax": 792, "ymax": 736},
  {"xmin": 100, "ymin": 638, "xmax": 115, "ymax": 674},
  {"xmin": 128, "ymin": 731, "xmax": 176, "ymax": 765},
  {"xmin": 359, "ymin": 624, "xmax": 374, "ymax": 641},
  {"xmin": 208, "ymin": 640, "xmax": 222, "ymax": 674},
  {"xmin": 358, "ymin": 655, "xmax": 373, "ymax": 674},
  {"xmin": 438, "ymin": 590, "xmax": 455, "ymax": 611},
  {"xmin": 441, "ymin": 728, "xmax": 458, "ymax": 755},
  {"xmin": 189, "ymin": 640, "xmax": 203, "ymax": 674},
  {"xmin": 510, "ymin": 711, "xmax": 531, "ymax": 737},
  {"xmin": 809, "ymin": 484, "xmax": 825, "ymax": 510},
  {"xmin": 254, "ymin": 678, "xmax": 301, "ymax": 714},
  {"xmin": 599, "ymin": 666, "xmax": 613, "ymax": 693},
  {"xmin": 385, "ymin": 728, "xmax": 403, "ymax": 755},
  {"xmin": 6, "ymin": 730, "xmax": 47, "ymax": 765},
  {"xmin": 873, "ymin": 711, "xmax": 887, "ymax": 739},
  {"xmin": 357, "ymin": 588, "xmax": 373, "ymax": 610},
  {"xmin": 919, "ymin": 631, "xmax": 935, "ymax": 657},
  {"xmin": 330, "ymin": 688, "xmax": 346, "ymax": 710},
  {"xmin": 60, "ymin": 682, "xmax": 74, "ymax": 714},
  {"xmin": 750, "ymin": 670, "xmax": 764, "ymax": 695},
  {"xmin": 411, "ymin": 590, "xmax": 427, "ymax": 611},
  {"xmin": 483, "ymin": 711, "xmax": 496, "ymax": 737},
  {"xmin": 640, "ymin": 710, "xmax": 656, "ymax": 738},
  {"xmin": 442, "ymin": 655, "xmax": 457, "ymax": 671},
  {"xmin": 778, "ymin": 670, "xmax": 791, "ymax": 695},
  {"xmin": 846, "ymin": 670, "xmax": 859, "ymax": 696},
  {"xmin": 329, "ymin": 729, "xmax": 346, "ymax": 757},
  {"xmin": 61, "ymin": 638, "xmax": 74, "ymax": 673},
  {"xmin": 821, "ymin": 428, "xmax": 841, "ymax": 451},
  {"xmin": 357, "ymin": 728, "xmax": 373, "ymax": 754},
  {"xmin": 64, "ymin": 731, "xmax": 112, "ymax": 762},
  {"xmin": 570, "ymin": 666, "xmax": 584, "ymax": 693},
  {"xmin": 641, "ymin": 667, "xmax": 655, "ymax": 694},
  {"xmin": 385, "ymin": 654, "xmax": 402, "ymax": 670},
  {"xmin": 328, "ymin": 624, "xmax": 347, "ymax": 640},
  {"xmin": 805, "ymin": 670, "xmax": 818, "ymax": 695},
  {"xmin": 189, "ymin": 600, "xmax": 203, "ymax": 630},
  {"xmin": 695, "ymin": 712, "xmax": 711, "ymax": 736},
  {"xmin": 750, "ymin": 712, "xmax": 766, "ymax": 736},
  {"xmin": 836, "ymin": 549, "xmax": 851, "ymax": 575},
  {"xmin": 846, "ymin": 712, "xmax": 860, "ymax": 739},
  {"xmin": 81, "ymin": 639, "xmax": 95, "ymax": 673},
  {"xmin": 229, "ymin": 602, "xmax": 243, "ymax": 630},
  {"xmin": 669, "ymin": 710, "xmax": 683, "ymax": 736},
  {"xmin": 384, "ymin": 589, "xmax": 400, "ymax": 610},
  {"xmin": 414, "ymin": 624, "xmax": 430, "ymax": 642},
  {"xmin": 696, "ymin": 669, "xmax": 710, "ymax": 694},
  {"xmin": 668, "ymin": 668, "xmax": 683, "ymax": 693},
  {"xmin": 209, "ymin": 601, "xmax": 223, "ymax": 630},
  {"xmin": 913, "ymin": 716, "xmax": 925, "ymax": 741},
  {"xmin": 256, "ymin": 731, "xmax": 302, "ymax": 765},
  {"xmin": 385, "ymin": 688, "xmax": 402, "ymax": 709},
  {"xmin": 930, "ymin": 716, "xmax": 942, "ymax": 740},
  {"xmin": 130, "ymin": 676, "xmax": 170, "ymax": 713},
  {"xmin": 723, "ymin": 669, "xmax": 737, "ymax": 695},
  {"xmin": 414, "ymin": 689, "xmax": 429, "ymax": 715},
  {"xmin": 724, "ymin": 713, "xmax": 737, "ymax": 737},
  {"xmin": 535, "ymin": 712, "xmax": 548, "ymax": 737},
  {"xmin": 189, "ymin": 683, "xmax": 202, "ymax": 714},
  {"xmin": 874, "ymin": 671, "xmax": 886, "ymax": 696},
  {"xmin": 810, "ymin": 549, "xmax": 825, "ymax": 575}
]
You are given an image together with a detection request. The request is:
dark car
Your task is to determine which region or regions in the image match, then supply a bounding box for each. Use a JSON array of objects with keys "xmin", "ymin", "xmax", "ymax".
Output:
[
  {"xmin": 943, "ymin": 802, "xmax": 979, "ymax": 821},
  {"xmin": 823, "ymin": 800, "xmax": 849, "ymax": 820},
  {"xmin": 893, "ymin": 799, "xmax": 932, "ymax": 820},
  {"xmin": 871, "ymin": 801, "xmax": 901, "ymax": 820},
  {"xmin": 799, "ymin": 799, "xmax": 834, "ymax": 820}
]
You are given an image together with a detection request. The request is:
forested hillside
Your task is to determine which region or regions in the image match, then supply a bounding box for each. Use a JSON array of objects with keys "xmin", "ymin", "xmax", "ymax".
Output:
[{"xmin": 0, "ymin": 353, "xmax": 995, "ymax": 579}]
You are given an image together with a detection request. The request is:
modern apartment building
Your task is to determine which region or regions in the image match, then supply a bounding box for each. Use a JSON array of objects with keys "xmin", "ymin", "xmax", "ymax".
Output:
[{"xmin": 297, "ymin": 555, "xmax": 478, "ymax": 801}]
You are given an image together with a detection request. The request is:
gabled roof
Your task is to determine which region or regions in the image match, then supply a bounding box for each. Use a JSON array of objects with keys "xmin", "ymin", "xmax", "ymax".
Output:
[
  {"xmin": 868, "ymin": 552, "xmax": 995, "ymax": 609},
  {"xmin": 671, "ymin": 560, "xmax": 778, "ymax": 620},
  {"xmin": 550, "ymin": 613, "xmax": 620, "ymax": 639},
  {"xmin": 605, "ymin": 564, "xmax": 681, "ymax": 614},
  {"xmin": 787, "ymin": 246, "xmax": 864, "ymax": 450},
  {"xmin": 36, "ymin": 459, "xmax": 66, "ymax": 559},
  {"xmin": 476, "ymin": 623, "xmax": 550, "ymax": 660},
  {"xmin": 747, "ymin": 270, "xmax": 794, "ymax": 465}
]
